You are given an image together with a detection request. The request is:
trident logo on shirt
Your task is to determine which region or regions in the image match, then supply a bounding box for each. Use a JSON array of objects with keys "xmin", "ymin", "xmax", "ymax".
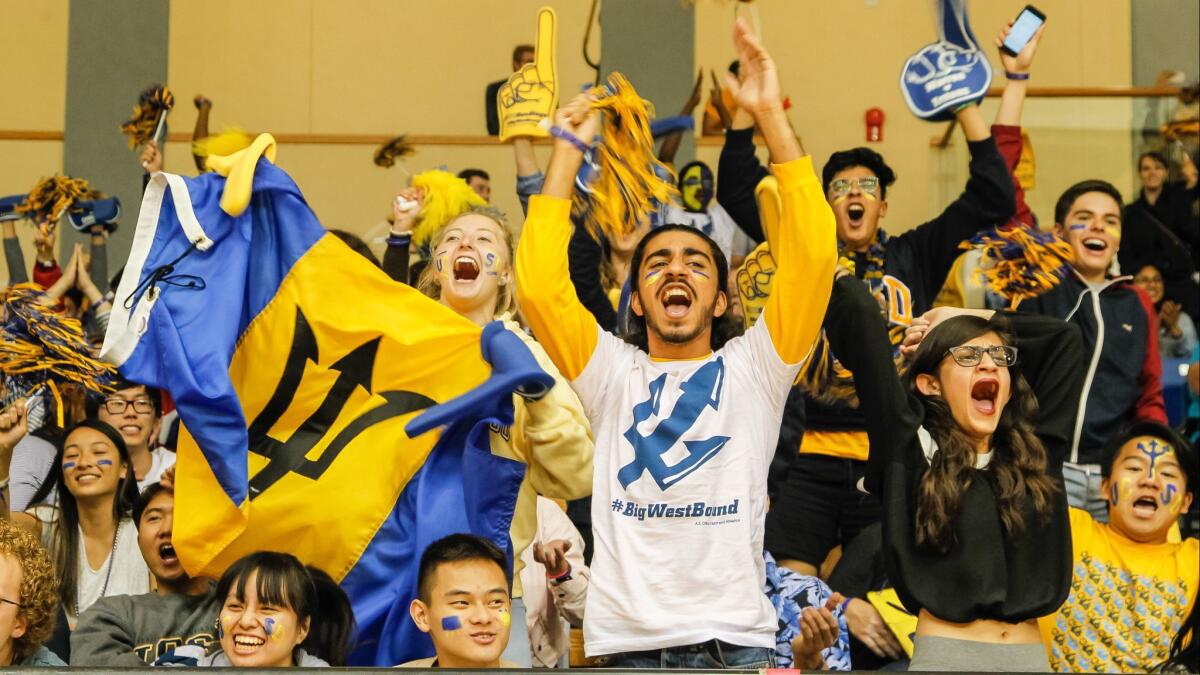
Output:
[{"xmin": 618, "ymin": 358, "xmax": 730, "ymax": 490}]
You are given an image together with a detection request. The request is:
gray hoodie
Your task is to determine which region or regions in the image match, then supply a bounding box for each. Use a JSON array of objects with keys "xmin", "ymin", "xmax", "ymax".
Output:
[{"xmin": 70, "ymin": 589, "xmax": 221, "ymax": 666}]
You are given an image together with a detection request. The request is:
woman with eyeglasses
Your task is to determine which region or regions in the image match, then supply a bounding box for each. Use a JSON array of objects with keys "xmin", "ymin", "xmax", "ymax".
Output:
[
  {"xmin": 4, "ymin": 419, "xmax": 149, "ymax": 628},
  {"xmin": 822, "ymin": 272, "xmax": 1085, "ymax": 672}
]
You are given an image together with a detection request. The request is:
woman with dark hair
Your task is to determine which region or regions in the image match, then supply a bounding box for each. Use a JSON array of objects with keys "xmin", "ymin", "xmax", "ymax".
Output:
[
  {"xmin": 8, "ymin": 419, "xmax": 148, "ymax": 626},
  {"xmin": 154, "ymin": 551, "xmax": 355, "ymax": 668},
  {"xmin": 824, "ymin": 272, "xmax": 1085, "ymax": 671}
]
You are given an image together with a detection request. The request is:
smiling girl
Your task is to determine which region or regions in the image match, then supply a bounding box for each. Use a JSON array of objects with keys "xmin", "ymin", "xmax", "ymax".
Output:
[
  {"xmin": 825, "ymin": 274, "xmax": 1085, "ymax": 671},
  {"xmin": 155, "ymin": 552, "xmax": 355, "ymax": 668},
  {"xmin": 10, "ymin": 420, "xmax": 148, "ymax": 626}
]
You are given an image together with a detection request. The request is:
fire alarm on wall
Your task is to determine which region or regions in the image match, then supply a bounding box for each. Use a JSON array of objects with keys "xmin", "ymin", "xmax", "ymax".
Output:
[{"xmin": 866, "ymin": 107, "xmax": 885, "ymax": 142}]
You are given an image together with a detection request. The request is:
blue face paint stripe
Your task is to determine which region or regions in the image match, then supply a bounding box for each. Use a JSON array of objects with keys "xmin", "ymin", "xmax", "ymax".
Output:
[
  {"xmin": 441, "ymin": 616, "xmax": 462, "ymax": 631},
  {"xmin": 1110, "ymin": 482, "xmax": 1119, "ymax": 506},
  {"xmin": 97, "ymin": 459, "xmax": 114, "ymax": 467},
  {"xmin": 1162, "ymin": 484, "xmax": 1178, "ymax": 506},
  {"xmin": 264, "ymin": 617, "xmax": 276, "ymax": 636},
  {"xmin": 62, "ymin": 462, "xmax": 77, "ymax": 471}
]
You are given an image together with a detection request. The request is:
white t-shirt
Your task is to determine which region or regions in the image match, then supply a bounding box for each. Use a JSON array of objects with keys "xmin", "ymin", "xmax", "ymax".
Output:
[
  {"xmin": 574, "ymin": 320, "xmax": 800, "ymax": 655},
  {"xmin": 31, "ymin": 506, "xmax": 150, "ymax": 622},
  {"xmin": 138, "ymin": 447, "xmax": 177, "ymax": 492}
]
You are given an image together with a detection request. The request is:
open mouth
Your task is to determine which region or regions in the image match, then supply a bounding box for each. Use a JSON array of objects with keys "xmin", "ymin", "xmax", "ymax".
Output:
[
  {"xmin": 452, "ymin": 256, "xmax": 480, "ymax": 281},
  {"xmin": 1082, "ymin": 237, "xmax": 1108, "ymax": 252},
  {"xmin": 120, "ymin": 424, "xmax": 141, "ymax": 436},
  {"xmin": 232, "ymin": 634, "xmax": 266, "ymax": 653},
  {"xmin": 1132, "ymin": 495, "xmax": 1159, "ymax": 516},
  {"xmin": 660, "ymin": 284, "xmax": 693, "ymax": 319},
  {"xmin": 847, "ymin": 203, "xmax": 865, "ymax": 224},
  {"xmin": 970, "ymin": 379, "xmax": 999, "ymax": 415},
  {"xmin": 159, "ymin": 543, "xmax": 178, "ymax": 564}
]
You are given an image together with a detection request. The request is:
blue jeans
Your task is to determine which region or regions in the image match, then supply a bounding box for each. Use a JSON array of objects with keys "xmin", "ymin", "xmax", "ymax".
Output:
[
  {"xmin": 1062, "ymin": 462, "xmax": 1108, "ymax": 522},
  {"xmin": 602, "ymin": 640, "xmax": 775, "ymax": 669}
]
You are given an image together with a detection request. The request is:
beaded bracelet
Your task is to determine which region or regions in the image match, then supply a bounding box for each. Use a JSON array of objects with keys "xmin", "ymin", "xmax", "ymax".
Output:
[
  {"xmin": 1005, "ymin": 71, "xmax": 1030, "ymax": 81},
  {"xmin": 549, "ymin": 125, "xmax": 590, "ymax": 153}
]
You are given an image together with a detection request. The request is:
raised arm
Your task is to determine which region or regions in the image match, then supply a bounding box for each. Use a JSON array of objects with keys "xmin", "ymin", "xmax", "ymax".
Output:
[
  {"xmin": 515, "ymin": 94, "xmax": 602, "ymax": 380},
  {"xmin": 725, "ymin": 20, "xmax": 836, "ymax": 363},
  {"xmin": 991, "ymin": 22, "xmax": 1045, "ymax": 228},
  {"xmin": 716, "ymin": 99, "xmax": 769, "ymax": 243},
  {"xmin": 826, "ymin": 275, "xmax": 923, "ymax": 495},
  {"xmin": 2, "ymin": 221, "xmax": 29, "ymax": 286}
]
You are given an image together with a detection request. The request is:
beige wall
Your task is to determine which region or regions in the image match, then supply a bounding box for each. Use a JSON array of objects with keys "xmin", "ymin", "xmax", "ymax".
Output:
[
  {"xmin": 695, "ymin": 0, "xmax": 1133, "ymax": 232},
  {"xmin": 2, "ymin": 0, "xmax": 1138, "ymax": 280},
  {"xmin": 0, "ymin": 0, "xmax": 68, "ymax": 281}
]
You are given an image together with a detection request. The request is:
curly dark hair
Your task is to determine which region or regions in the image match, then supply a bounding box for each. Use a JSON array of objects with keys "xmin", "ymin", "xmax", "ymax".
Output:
[
  {"xmin": 906, "ymin": 314, "xmax": 1058, "ymax": 555},
  {"xmin": 621, "ymin": 225, "xmax": 743, "ymax": 352},
  {"xmin": 0, "ymin": 521, "xmax": 58, "ymax": 664},
  {"xmin": 822, "ymin": 147, "xmax": 897, "ymax": 198}
]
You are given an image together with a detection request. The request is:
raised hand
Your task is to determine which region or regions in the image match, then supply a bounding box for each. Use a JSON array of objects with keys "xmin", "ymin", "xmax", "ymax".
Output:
[
  {"xmin": 0, "ymin": 400, "xmax": 27, "ymax": 458},
  {"xmin": 725, "ymin": 19, "xmax": 781, "ymax": 116},
  {"xmin": 995, "ymin": 22, "xmax": 1046, "ymax": 75},
  {"xmin": 552, "ymin": 92, "xmax": 600, "ymax": 150},
  {"xmin": 140, "ymin": 140, "xmax": 163, "ymax": 173},
  {"xmin": 391, "ymin": 187, "xmax": 425, "ymax": 233},
  {"xmin": 682, "ymin": 69, "xmax": 704, "ymax": 114},
  {"xmin": 532, "ymin": 539, "xmax": 572, "ymax": 577},
  {"xmin": 498, "ymin": 7, "xmax": 558, "ymax": 141},
  {"xmin": 33, "ymin": 229, "xmax": 55, "ymax": 264}
]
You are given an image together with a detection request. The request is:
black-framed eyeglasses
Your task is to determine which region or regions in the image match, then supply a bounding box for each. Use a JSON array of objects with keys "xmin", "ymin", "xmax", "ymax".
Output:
[
  {"xmin": 0, "ymin": 598, "xmax": 22, "ymax": 609},
  {"xmin": 103, "ymin": 398, "xmax": 154, "ymax": 415},
  {"xmin": 945, "ymin": 345, "xmax": 1018, "ymax": 367}
]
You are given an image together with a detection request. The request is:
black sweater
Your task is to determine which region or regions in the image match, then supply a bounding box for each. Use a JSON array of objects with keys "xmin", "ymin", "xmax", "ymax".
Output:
[{"xmin": 827, "ymin": 275, "xmax": 1083, "ymax": 623}]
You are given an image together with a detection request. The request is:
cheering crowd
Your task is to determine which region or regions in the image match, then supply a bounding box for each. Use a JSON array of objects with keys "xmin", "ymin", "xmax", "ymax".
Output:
[{"xmin": 0, "ymin": 10, "xmax": 1198, "ymax": 673}]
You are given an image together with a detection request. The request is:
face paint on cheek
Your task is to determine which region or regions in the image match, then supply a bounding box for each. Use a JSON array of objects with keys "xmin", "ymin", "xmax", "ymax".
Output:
[
  {"xmin": 62, "ymin": 462, "xmax": 76, "ymax": 471},
  {"xmin": 689, "ymin": 268, "xmax": 710, "ymax": 280},
  {"xmin": 264, "ymin": 617, "xmax": 284, "ymax": 641},
  {"xmin": 643, "ymin": 269, "xmax": 663, "ymax": 287},
  {"xmin": 832, "ymin": 195, "xmax": 849, "ymax": 206},
  {"xmin": 1068, "ymin": 224, "xmax": 1087, "ymax": 232},
  {"xmin": 497, "ymin": 608, "xmax": 511, "ymax": 628},
  {"xmin": 484, "ymin": 251, "xmax": 498, "ymax": 276},
  {"xmin": 97, "ymin": 459, "xmax": 114, "ymax": 467},
  {"xmin": 1110, "ymin": 481, "xmax": 1119, "ymax": 506},
  {"xmin": 1104, "ymin": 225, "xmax": 1121, "ymax": 240},
  {"xmin": 219, "ymin": 614, "xmax": 235, "ymax": 640},
  {"xmin": 1161, "ymin": 484, "xmax": 1179, "ymax": 510},
  {"xmin": 441, "ymin": 615, "xmax": 462, "ymax": 631},
  {"xmin": 861, "ymin": 192, "xmax": 878, "ymax": 202}
]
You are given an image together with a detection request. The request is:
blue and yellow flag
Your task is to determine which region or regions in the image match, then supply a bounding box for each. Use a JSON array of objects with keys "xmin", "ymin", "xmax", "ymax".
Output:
[{"xmin": 101, "ymin": 136, "xmax": 551, "ymax": 666}]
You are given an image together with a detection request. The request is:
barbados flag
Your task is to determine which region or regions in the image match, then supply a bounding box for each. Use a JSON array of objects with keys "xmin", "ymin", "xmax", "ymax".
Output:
[{"xmin": 101, "ymin": 135, "xmax": 551, "ymax": 666}]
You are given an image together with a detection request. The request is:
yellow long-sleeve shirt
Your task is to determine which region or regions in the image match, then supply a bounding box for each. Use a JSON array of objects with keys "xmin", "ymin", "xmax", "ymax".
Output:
[{"xmin": 516, "ymin": 156, "xmax": 836, "ymax": 375}]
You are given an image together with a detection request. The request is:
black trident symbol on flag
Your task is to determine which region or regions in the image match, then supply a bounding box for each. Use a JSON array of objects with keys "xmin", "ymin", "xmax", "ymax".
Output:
[{"xmin": 246, "ymin": 308, "xmax": 435, "ymax": 499}]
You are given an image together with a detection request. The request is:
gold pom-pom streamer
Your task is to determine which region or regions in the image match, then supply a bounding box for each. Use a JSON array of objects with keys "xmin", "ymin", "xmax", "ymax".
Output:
[
  {"xmin": 409, "ymin": 169, "xmax": 488, "ymax": 247},
  {"xmin": 192, "ymin": 127, "xmax": 254, "ymax": 159},
  {"xmin": 0, "ymin": 284, "xmax": 117, "ymax": 404},
  {"xmin": 964, "ymin": 225, "xmax": 1075, "ymax": 308},
  {"xmin": 374, "ymin": 135, "xmax": 415, "ymax": 168},
  {"xmin": 120, "ymin": 84, "xmax": 175, "ymax": 149},
  {"xmin": 581, "ymin": 73, "xmax": 678, "ymax": 241},
  {"xmin": 14, "ymin": 175, "xmax": 94, "ymax": 234}
]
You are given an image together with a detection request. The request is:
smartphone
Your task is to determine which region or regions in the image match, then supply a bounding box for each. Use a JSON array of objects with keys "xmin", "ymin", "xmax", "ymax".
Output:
[{"xmin": 1001, "ymin": 5, "xmax": 1046, "ymax": 56}]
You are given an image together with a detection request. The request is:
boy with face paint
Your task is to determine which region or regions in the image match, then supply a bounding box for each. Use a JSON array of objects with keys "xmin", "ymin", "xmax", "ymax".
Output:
[
  {"xmin": 402, "ymin": 535, "xmax": 520, "ymax": 668},
  {"xmin": 1021, "ymin": 181, "xmax": 1168, "ymax": 519},
  {"xmin": 1039, "ymin": 422, "xmax": 1198, "ymax": 672},
  {"xmin": 665, "ymin": 161, "xmax": 755, "ymax": 267}
]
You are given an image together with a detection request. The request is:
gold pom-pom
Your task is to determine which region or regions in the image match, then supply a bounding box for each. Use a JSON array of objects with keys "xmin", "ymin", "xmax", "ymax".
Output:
[
  {"xmin": 409, "ymin": 170, "xmax": 488, "ymax": 246},
  {"xmin": 14, "ymin": 175, "xmax": 94, "ymax": 234},
  {"xmin": 120, "ymin": 84, "xmax": 175, "ymax": 149},
  {"xmin": 373, "ymin": 135, "xmax": 415, "ymax": 168}
]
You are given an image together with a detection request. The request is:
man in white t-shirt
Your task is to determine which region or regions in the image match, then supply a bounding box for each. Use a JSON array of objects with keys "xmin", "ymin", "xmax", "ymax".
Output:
[
  {"xmin": 91, "ymin": 380, "xmax": 175, "ymax": 491},
  {"xmin": 514, "ymin": 20, "xmax": 836, "ymax": 668}
]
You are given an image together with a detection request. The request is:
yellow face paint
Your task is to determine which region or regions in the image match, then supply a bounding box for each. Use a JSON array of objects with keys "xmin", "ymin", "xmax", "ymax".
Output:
[
  {"xmin": 1103, "ymin": 225, "xmax": 1121, "ymax": 240},
  {"xmin": 643, "ymin": 269, "xmax": 664, "ymax": 286},
  {"xmin": 832, "ymin": 194, "xmax": 848, "ymax": 205},
  {"xmin": 498, "ymin": 608, "xmax": 511, "ymax": 628}
]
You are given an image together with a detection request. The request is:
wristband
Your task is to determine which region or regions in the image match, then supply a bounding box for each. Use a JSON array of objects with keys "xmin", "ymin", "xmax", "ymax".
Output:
[
  {"xmin": 839, "ymin": 597, "xmax": 852, "ymax": 613},
  {"xmin": 1005, "ymin": 71, "xmax": 1030, "ymax": 81},
  {"xmin": 386, "ymin": 231, "xmax": 412, "ymax": 247},
  {"xmin": 547, "ymin": 565, "xmax": 572, "ymax": 583},
  {"xmin": 549, "ymin": 125, "xmax": 590, "ymax": 154}
]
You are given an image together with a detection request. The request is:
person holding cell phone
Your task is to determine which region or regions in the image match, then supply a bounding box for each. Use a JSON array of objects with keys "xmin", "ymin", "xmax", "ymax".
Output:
[{"xmin": 824, "ymin": 271, "xmax": 1084, "ymax": 672}]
